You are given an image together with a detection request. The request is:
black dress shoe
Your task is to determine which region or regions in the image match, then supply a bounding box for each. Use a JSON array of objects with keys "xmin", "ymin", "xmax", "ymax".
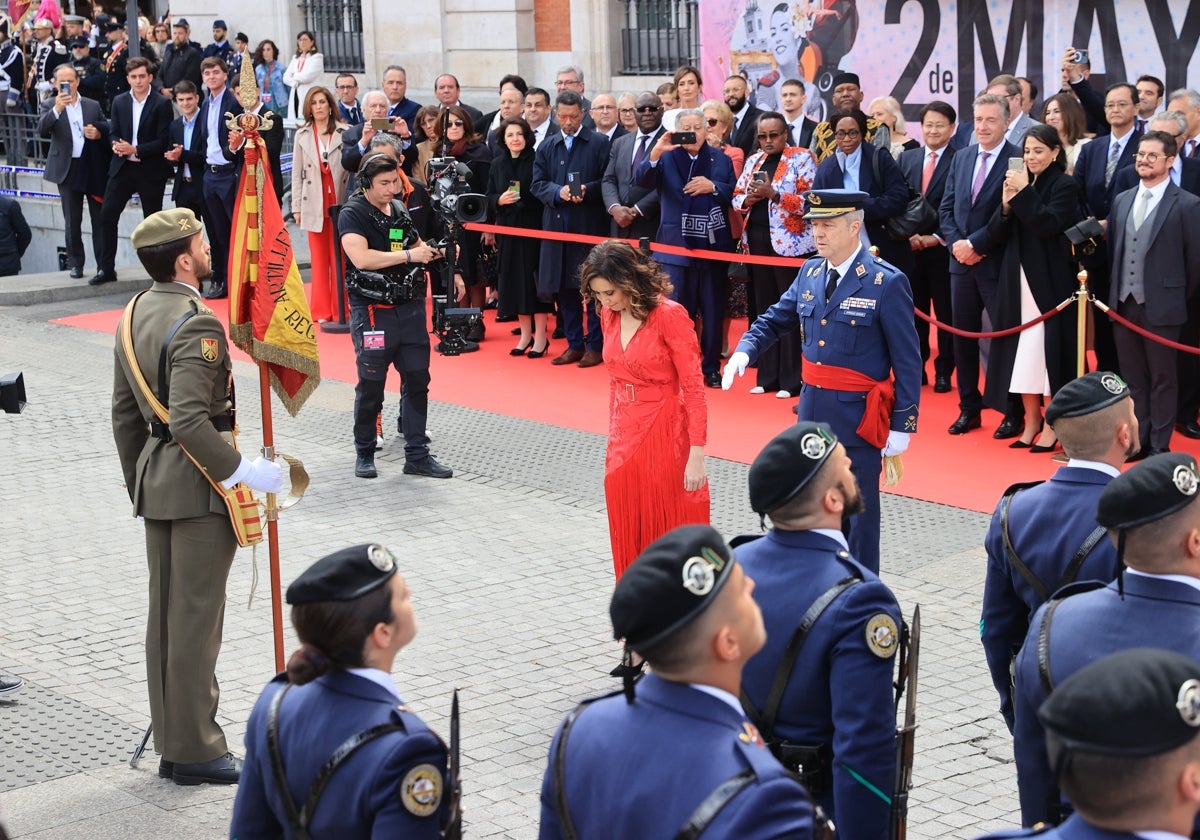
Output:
[
  {"xmin": 552, "ymin": 325, "xmax": 565, "ymax": 339},
  {"xmin": 1128, "ymin": 446, "xmax": 1169, "ymax": 463},
  {"xmin": 993, "ymin": 416, "xmax": 1023, "ymax": 439},
  {"xmin": 355, "ymin": 453, "xmax": 378, "ymax": 478},
  {"xmin": 173, "ymin": 752, "xmax": 242, "ymax": 786},
  {"xmin": 158, "ymin": 759, "xmax": 174, "ymax": 779},
  {"xmin": 69, "ymin": 266, "xmax": 84, "ymax": 279},
  {"xmin": 495, "ymin": 312, "xmax": 516, "ymax": 322},
  {"xmin": 933, "ymin": 374, "xmax": 952, "ymax": 393},
  {"xmin": 403, "ymin": 454, "xmax": 452, "ymax": 479},
  {"xmin": 203, "ymin": 282, "xmax": 227, "ymax": 299},
  {"xmin": 1180, "ymin": 421, "xmax": 1200, "ymax": 439},
  {"xmin": 704, "ymin": 372, "xmax": 721, "ymax": 388},
  {"xmin": 948, "ymin": 411, "xmax": 981, "ymax": 435},
  {"xmin": 87, "ymin": 270, "xmax": 116, "ymax": 286}
]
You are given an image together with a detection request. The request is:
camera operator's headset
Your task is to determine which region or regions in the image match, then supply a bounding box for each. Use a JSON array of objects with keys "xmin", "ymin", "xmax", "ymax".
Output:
[{"xmin": 359, "ymin": 152, "xmax": 415, "ymax": 201}]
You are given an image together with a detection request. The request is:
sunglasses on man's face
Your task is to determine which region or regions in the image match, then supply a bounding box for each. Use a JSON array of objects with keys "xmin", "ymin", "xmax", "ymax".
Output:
[{"xmin": 635, "ymin": 106, "xmax": 661, "ymax": 114}]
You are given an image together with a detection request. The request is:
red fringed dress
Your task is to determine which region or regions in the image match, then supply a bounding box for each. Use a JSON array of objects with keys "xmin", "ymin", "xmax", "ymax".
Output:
[{"xmin": 602, "ymin": 298, "xmax": 711, "ymax": 578}]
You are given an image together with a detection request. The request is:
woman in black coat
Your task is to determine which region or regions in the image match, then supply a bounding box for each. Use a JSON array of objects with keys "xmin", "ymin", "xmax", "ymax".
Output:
[
  {"xmin": 812, "ymin": 107, "xmax": 913, "ymax": 275},
  {"xmin": 486, "ymin": 118, "xmax": 552, "ymax": 357},
  {"xmin": 984, "ymin": 123, "xmax": 1083, "ymax": 450}
]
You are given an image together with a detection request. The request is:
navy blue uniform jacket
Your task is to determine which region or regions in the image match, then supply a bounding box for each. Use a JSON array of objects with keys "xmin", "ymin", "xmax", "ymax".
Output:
[
  {"xmin": 739, "ymin": 529, "xmax": 901, "ymax": 839},
  {"xmin": 1013, "ymin": 574, "xmax": 1200, "ymax": 827},
  {"xmin": 230, "ymin": 670, "xmax": 452, "ymax": 839},
  {"xmin": 539, "ymin": 673, "xmax": 815, "ymax": 839},
  {"xmin": 981, "ymin": 466, "xmax": 1119, "ymax": 731}
]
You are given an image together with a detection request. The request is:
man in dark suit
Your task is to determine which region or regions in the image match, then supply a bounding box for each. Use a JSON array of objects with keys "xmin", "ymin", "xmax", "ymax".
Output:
[
  {"xmin": 196, "ymin": 56, "xmax": 243, "ymax": 298},
  {"xmin": 433, "ymin": 73, "xmax": 482, "ymax": 127},
  {"xmin": 1108, "ymin": 131, "xmax": 1200, "ymax": 457},
  {"xmin": 382, "ymin": 65, "xmax": 420, "ymax": 127},
  {"xmin": 1073, "ymin": 82, "xmax": 1141, "ymax": 375},
  {"xmin": 163, "ymin": 80, "xmax": 205, "ymax": 222},
  {"xmin": 779, "ymin": 79, "xmax": 818, "ymax": 149},
  {"xmin": 157, "ymin": 20, "xmax": 202, "ymax": 99},
  {"xmin": 588, "ymin": 93, "xmax": 628, "ymax": 142},
  {"xmin": 899, "ymin": 100, "xmax": 957, "ymax": 392},
  {"xmin": 334, "ymin": 73, "xmax": 362, "ymax": 125},
  {"xmin": 531, "ymin": 90, "xmax": 611, "ymax": 367},
  {"xmin": 93, "ymin": 56, "xmax": 173, "ymax": 285},
  {"xmin": 938, "ymin": 92, "xmax": 1021, "ymax": 435},
  {"xmin": 485, "ymin": 85, "xmax": 527, "ymax": 158},
  {"xmin": 39, "ymin": 63, "xmax": 109, "ymax": 280},
  {"xmin": 724, "ymin": 74, "xmax": 761, "ymax": 156},
  {"xmin": 636, "ymin": 109, "xmax": 735, "ymax": 387},
  {"xmin": 601, "ymin": 91, "xmax": 665, "ymax": 240}
]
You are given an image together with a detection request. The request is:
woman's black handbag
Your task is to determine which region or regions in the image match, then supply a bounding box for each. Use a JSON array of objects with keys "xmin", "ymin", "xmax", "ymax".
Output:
[
  {"xmin": 1065, "ymin": 217, "xmax": 1104, "ymax": 257},
  {"xmin": 871, "ymin": 150, "xmax": 938, "ymax": 240},
  {"xmin": 728, "ymin": 243, "xmax": 750, "ymax": 282}
]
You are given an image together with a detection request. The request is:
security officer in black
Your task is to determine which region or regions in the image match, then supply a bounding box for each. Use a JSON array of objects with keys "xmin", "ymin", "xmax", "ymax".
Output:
[
  {"xmin": 339, "ymin": 152, "xmax": 453, "ymax": 481},
  {"xmin": 67, "ymin": 37, "xmax": 104, "ymax": 103}
]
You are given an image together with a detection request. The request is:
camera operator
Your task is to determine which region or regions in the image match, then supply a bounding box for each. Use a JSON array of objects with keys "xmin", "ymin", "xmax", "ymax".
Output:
[{"xmin": 339, "ymin": 152, "xmax": 454, "ymax": 481}]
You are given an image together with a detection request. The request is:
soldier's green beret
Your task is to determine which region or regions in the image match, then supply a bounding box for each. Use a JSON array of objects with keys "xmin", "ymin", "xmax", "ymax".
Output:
[{"xmin": 130, "ymin": 208, "xmax": 204, "ymax": 250}]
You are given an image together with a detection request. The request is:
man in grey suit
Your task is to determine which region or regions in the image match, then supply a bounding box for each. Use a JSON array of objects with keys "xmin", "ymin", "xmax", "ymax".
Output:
[
  {"xmin": 1109, "ymin": 130, "xmax": 1200, "ymax": 458},
  {"xmin": 988, "ymin": 74, "xmax": 1039, "ymax": 148},
  {"xmin": 38, "ymin": 63, "xmax": 108, "ymax": 279},
  {"xmin": 601, "ymin": 91, "xmax": 665, "ymax": 239}
]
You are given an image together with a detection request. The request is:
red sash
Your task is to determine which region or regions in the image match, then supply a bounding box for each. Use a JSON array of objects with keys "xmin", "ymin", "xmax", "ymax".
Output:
[{"xmin": 801, "ymin": 361, "xmax": 894, "ymax": 448}]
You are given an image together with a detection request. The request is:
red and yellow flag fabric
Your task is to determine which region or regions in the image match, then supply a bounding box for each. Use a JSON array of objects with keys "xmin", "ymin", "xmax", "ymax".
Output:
[{"xmin": 228, "ymin": 134, "xmax": 320, "ymax": 416}]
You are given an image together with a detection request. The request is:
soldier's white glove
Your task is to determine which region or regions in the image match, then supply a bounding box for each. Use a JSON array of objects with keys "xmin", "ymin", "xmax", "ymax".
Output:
[
  {"xmin": 722, "ymin": 352, "xmax": 750, "ymax": 390},
  {"xmin": 36, "ymin": 80, "xmax": 52, "ymax": 93},
  {"xmin": 223, "ymin": 455, "xmax": 284, "ymax": 494},
  {"xmin": 883, "ymin": 431, "xmax": 910, "ymax": 457}
]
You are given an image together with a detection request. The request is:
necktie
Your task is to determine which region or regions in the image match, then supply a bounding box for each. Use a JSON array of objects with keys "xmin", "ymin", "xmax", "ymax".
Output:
[
  {"xmin": 564, "ymin": 133, "xmax": 574, "ymax": 154},
  {"xmin": 1134, "ymin": 189, "xmax": 1152, "ymax": 230},
  {"xmin": 1135, "ymin": 117, "xmax": 1146, "ymax": 134},
  {"xmin": 351, "ymin": 107, "xmax": 360, "ymax": 124},
  {"xmin": 970, "ymin": 151, "xmax": 991, "ymax": 202},
  {"xmin": 824, "ymin": 268, "xmax": 839, "ymax": 302},
  {"xmin": 787, "ymin": 123, "xmax": 796, "ymax": 146},
  {"xmin": 1105, "ymin": 140, "xmax": 1120, "ymax": 187},
  {"xmin": 1188, "ymin": 139, "xmax": 1198, "ymax": 159},
  {"xmin": 633, "ymin": 134, "xmax": 649, "ymax": 170},
  {"xmin": 921, "ymin": 150, "xmax": 938, "ymax": 194}
]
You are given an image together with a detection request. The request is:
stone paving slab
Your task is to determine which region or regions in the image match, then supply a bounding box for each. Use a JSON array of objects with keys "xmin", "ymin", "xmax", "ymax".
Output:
[{"xmin": 0, "ymin": 294, "xmax": 1020, "ymax": 838}]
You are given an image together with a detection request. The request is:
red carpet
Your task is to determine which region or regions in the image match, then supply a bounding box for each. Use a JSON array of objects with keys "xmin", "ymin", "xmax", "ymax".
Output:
[{"xmin": 56, "ymin": 301, "xmax": 1200, "ymax": 514}]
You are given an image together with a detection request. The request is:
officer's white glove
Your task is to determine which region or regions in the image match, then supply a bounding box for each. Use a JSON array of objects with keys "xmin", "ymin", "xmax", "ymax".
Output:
[
  {"xmin": 222, "ymin": 455, "xmax": 284, "ymax": 494},
  {"xmin": 36, "ymin": 80, "xmax": 52, "ymax": 93},
  {"xmin": 883, "ymin": 431, "xmax": 910, "ymax": 457},
  {"xmin": 722, "ymin": 352, "xmax": 750, "ymax": 390}
]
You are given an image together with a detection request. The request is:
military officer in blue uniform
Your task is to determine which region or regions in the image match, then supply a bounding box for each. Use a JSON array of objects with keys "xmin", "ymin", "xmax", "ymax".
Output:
[
  {"xmin": 978, "ymin": 648, "xmax": 1200, "ymax": 840},
  {"xmin": 539, "ymin": 524, "xmax": 819, "ymax": 839},
  {"xmin": 230, "ymin": 544, "xmax": 459, "ymax": 839},
  {"xmin": 981, "ymin": 372, "xmax": 1136, "ymax": 732},
  {"xmin": 1012, "ymin": 453, "xmax": 1200, "ymax": 829},
  {"xmin": 723, "ymin": 188, "xmax": 922, "ymax": 575},
  {"xmin": 737, "ymin": 422, "xmax": 902, "ymax": 839}
]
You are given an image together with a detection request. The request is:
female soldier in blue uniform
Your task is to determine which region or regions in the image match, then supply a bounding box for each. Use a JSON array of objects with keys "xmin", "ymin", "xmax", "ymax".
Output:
[{"xmin": 230, "ymin": 544, "xmax": 457, "ymax": 839}]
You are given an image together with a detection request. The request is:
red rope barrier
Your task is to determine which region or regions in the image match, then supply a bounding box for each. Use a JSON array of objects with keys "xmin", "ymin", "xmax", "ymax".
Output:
[
  {"xmin": 463, "ymin": 221, "xmax": 806, "ymax": 268},
  {"xmin": 912, "ymin": 298, "xmax": 1073, "ymax": 339},
  {"xmin": 1094, "ymin": 300, "xmax": 1200, "ymax": 356}
]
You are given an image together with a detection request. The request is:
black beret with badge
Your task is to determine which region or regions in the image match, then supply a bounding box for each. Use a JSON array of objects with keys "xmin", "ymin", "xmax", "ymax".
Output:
[
  {"xmin": 749, "ymin": 421, "xmax": 838, "ymax": 514},
  {"xmin": 286, "ymin": 543, "xmax": 398, "ymax": 604},
  {"xmin": 610, "ymin": 524, "xmax": 735, "ymax": 652},
  {"xmin": 131, "ymin": 208, "xmax": 204, "ymax": 250},
  {"xmin": 1039, "ymin": 647, "xmax": 1200, "ymax": 759},
  {"xmin": 1044, "ymin": 371, "xmax": 1129, "ymax": 426},
  {"xmin": 803, "ymin": 188, "xmax": 869, "ymax": 220},
  {"xmin": 1097, "ymin": 452, "xmax": 1200, "ymax": 531}
]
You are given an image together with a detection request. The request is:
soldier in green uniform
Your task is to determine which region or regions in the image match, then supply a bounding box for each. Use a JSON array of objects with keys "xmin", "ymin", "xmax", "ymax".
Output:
[{"xmin": 111, "ymin": 207, "xmax": 283, "ymax": 785}]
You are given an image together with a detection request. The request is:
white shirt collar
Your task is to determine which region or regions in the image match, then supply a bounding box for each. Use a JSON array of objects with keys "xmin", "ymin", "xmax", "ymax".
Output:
[
  {"xmin": 688, "ymin": 683, "xmax": 745, "ymax": 715},
  {"xmin": 809, "ymin": 528, "xmax": 850, "ymax": 550},
  {"xmin": 170, "ymin": 281, "xmax": 201, "ymax": 297},
  {"xmin": 346, "ymin": 667, "xmax": 402, "ymax": 700},
  {"xmin": 1125, "ymin": 568, "xmax": 1200, "ymax": 595},
  {"xmin": 830, "ymin": 243, "xmax": 864, "ymax": 279},
  {"xmin": 1139, "ymin": 176, "xmax": 1171, "ymax": 202},
  {"xmin": 1134, "ymin": 832, "xmax": 1190, "ymax": 840},
  {"xmin": 1065, "ymin": 458, "xmax": 1122, "ymax": 478}
]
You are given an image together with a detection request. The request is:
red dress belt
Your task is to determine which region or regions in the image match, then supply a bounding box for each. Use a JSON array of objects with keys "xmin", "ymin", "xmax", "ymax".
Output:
[{"xmin": 801, "ymin": 360, "xmax": 894, "ymax": 449}]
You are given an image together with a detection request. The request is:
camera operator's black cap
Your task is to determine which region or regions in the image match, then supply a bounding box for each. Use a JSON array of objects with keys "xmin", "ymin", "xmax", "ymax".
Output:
[
  {"xmin": 1040, "ymin": 648, "xmax": 1200, "ymax": 758},
  {"xmin": 287, "ymin": 544, "xmax": 398, "ymax": 604},
  {"xmin": 610, "ymin": 525, "xmax": 735, "ymax": 652},
  {"xmin": 1044, "ymin": 371, "xmax": 1129, "ymax": 427},
  {"xmin": 1097, "ymin": 453, "xmax": 1200, "ymax": 531},
  {"xmin": 749, "ymin": 421, "xmax": 837, "ymax": 515}
]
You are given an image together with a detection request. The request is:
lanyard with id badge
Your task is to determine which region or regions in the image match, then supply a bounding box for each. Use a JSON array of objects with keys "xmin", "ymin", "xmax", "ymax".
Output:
[{"xmin": 361, "ymin": 224, "xmax": 409, "ymax": 351}]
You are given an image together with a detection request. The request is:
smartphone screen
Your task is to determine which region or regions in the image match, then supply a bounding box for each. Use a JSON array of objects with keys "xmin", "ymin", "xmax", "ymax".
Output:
[
  {"xmin": 508, "ymin": 180, "xmax": 520, "ymax": 195},
  {"xmin": 1008, "ymin": 157, "xmax": 1025, "ymax": 173},
  {"xmin": 59, "ymin": 82, "xmax": 70, "ymax": 96}
]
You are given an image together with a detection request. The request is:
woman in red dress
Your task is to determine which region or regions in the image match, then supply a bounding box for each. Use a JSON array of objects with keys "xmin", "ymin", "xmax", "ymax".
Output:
[{"xmin": 580, "ymin": 241, "xmax": 710, "ymax": 578}]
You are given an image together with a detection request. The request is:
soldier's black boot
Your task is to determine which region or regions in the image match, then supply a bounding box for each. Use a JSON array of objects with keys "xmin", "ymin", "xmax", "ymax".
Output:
[{"xmin": 355, "ymin": 452, "xmax": 378, "ymax": 479}]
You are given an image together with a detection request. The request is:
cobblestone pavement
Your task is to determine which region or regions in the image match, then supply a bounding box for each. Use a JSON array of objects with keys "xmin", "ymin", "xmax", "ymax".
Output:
[{"xmin": 0, "ymin": 295, "xmax": 1019, "ymax": 838}]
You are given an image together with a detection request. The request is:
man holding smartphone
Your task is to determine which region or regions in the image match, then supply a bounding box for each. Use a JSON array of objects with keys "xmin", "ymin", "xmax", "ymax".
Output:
[
  {"xmin": 39, "ymin": 63, "xmax": 108, "ymax": 280},
  {"xmin": 341, "ymin": 90, "xmax": 411, "ymax": 184}
]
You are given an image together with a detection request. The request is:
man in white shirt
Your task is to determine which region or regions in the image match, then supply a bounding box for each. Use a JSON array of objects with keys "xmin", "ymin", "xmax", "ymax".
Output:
[
  {"xmin": 779, "ymin": 78, "xmax": 816, "ymax": 148},
  {"xmin": 1135, "ymin": 74, "xmax": 1165, "ymax": 132},
  {"xmin": 39, "ymin": 63, "xmax": 106, "ymax": 280},
  {"xmin": 588, "ymin": 93, "xmax": 625, "ymax": 141},
  {"xmin": 196, "ymin": 56, "xmax": 243, "ymax": 298}
]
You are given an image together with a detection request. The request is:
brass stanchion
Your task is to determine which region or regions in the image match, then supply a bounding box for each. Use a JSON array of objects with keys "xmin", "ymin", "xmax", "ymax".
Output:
[{"xmin": 1076, "ymin": 268, "xmax": 1089, "ymax": 378}]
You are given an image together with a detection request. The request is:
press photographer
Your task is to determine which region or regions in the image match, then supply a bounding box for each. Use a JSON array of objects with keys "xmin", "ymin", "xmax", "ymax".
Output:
[{"xmin": 338, "ymin": 152, "xmax": 455, "ymax": 481}]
